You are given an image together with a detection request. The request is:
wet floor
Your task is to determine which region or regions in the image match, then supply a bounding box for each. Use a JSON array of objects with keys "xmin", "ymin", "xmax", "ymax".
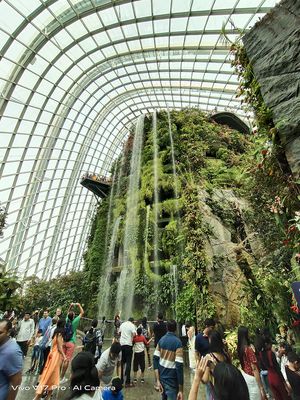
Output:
[{"xmin": 16, "ymin": 341, "xmax": 205, "ymax": 400}]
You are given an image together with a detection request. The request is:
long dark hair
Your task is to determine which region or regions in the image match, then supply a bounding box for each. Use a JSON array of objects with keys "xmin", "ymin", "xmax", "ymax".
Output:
[
  {"xmin": 214, "ymin": 362, "xmax": 249, "ymax": 400},
  {"xmin": 237, "ymin": 326, "xmax": 250, "ymax": 368},
  {"xmin": 209, "ymin": 331, "xmax": 230, "ymax": 362},
  {"xmin": 259, "ymin": 336, "xmax": 281, "ymax": 375},
  {"xmin": 253, "ymin": 328, "xmax": 264, "ymax": 354},
  {"xmin": 142, "ymin": 316, "xmax": 147, "ymax": 329},
  {"xmin": 259, "ymin": 336, "xmax": 272, "ymax": 369},
  {"xmin": 69, "ymin": 352, "xmax": 99, "ymax": 399},
  {"xmin": 53, "ymin": 318, "xmax": 65, "ymax": 337}
]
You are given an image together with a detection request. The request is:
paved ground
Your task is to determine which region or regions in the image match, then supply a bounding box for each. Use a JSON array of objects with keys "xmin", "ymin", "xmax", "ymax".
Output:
[{"xmin": 16, "ymin": 340, "xmax": 205, "ymax": 400}]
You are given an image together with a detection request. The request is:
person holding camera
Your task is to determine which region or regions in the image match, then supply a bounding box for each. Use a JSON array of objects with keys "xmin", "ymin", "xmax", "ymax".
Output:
[{"xmin": 60, "ymin": 302, "xmax": 84, "ymax": 383}]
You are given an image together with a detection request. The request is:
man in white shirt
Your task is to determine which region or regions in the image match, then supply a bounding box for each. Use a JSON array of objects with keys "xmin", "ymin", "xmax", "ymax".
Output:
[
  {"xmin": 16, "ymin": 312, "xmax": 35, "ymax": 357},
  {"xmin": 96, "ymin": 342, "xmax": 122, "ymax": 385},
  {"xmin": 119, "ymin": 317, "xmax": 136, "ymax": 387}
]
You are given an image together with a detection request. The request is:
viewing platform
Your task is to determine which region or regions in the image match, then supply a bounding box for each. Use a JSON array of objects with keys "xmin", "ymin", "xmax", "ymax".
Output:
[
  {"xmin": 80, "ymin": 172, "xmax": 112, "ymax": 198},
  {"xmin": 211, "ymin": 112, "xmax": 250, "ymax": 135}
]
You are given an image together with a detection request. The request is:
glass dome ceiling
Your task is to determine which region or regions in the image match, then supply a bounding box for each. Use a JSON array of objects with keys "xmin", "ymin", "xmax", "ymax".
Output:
[{"xmin": 0, "ymin": 0, "xmax": 277, "ymax": 279}]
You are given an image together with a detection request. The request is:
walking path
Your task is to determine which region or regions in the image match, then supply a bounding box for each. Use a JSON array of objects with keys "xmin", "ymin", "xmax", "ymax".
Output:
[{"xmin": 16, "ymin": 340, "xmax": 205, "ymax": 400}]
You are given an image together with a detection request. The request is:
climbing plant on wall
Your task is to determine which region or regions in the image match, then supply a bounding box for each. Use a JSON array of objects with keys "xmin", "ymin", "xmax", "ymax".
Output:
[{"xmin": 229, "ymin": 39, "xmax": 300, "ymax": 329}]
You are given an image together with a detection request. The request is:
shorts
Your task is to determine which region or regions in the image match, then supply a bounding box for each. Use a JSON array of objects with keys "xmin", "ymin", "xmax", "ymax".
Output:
[
  {"xmin": 133, "ymin": 351, "xmax": 145, "ymax": 372},
  {"xmin": 63, "ymin": 341, "xmax": 75, "ymax": 361}
]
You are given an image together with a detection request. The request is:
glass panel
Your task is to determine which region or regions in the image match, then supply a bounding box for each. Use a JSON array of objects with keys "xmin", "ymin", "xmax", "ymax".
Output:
[
  {"xmin": 117, "ymin": 2, "xmax": 135, "ymax": 20},
  {"xmin": 133, "ymin": 0, "xmax": 151, "ymax": 18},
  {"xmin": 0, "ymin": 4, "xmax": 24, "ymax": 34},
  {"xmin": 99, "ymin": 8, "xmax": 119, "ymax": 26},
  {"xmin": 191, "ymin": 0, "xmax": 214, "ymax": 11},
  {"xmin": 171, "ymin": 18, "xmax": 188, "ymax": 32},
  {"xmin": 82, "ymin": 12, "xmax": 103, "ymax": 31},
  {"xmin": 153, "ymin": 0, "xmax": 171, "ymax": 14},
  {"xmin": 66, "ymin": 20, "xmax": 88, "ymax": 40}
]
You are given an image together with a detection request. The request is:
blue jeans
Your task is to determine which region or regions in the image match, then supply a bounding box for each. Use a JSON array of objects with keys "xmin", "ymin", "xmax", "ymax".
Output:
[
  {"xmin": 161, "ymin": 382, "xmax": 178, "ymax": 400},
  {"xmin": 205, "ymin": 383, "xmax": 213, "ymax": 400},
  {"xmin": 260, "ymin": 371, "xmax": 273, "ymax": 399}
]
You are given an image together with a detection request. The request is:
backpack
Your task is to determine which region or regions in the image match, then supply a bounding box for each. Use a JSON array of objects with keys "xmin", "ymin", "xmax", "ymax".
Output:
[
  {"xmin": 63, "ymin": 320, "xmax": 74, "ymax": 342},
  {"xmin": 84, "ymin": 328, "xmax": 97, "ymax": 354},
  {"xmin": 95, "ymin": 328, "xmax": 103, "ymax": 347}
]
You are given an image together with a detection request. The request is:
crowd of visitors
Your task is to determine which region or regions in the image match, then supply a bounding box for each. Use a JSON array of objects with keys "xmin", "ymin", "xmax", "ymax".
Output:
[
  {"xmin": 81, "ymin": 172, "xmax": 112, "ymax": 184},
  {"xmin": 0, "ymin": 304, "xmax": 85, "ymax": 400},
  {"xmin": 1, "ymin": 307, "xmax": 300, "ymax": 400}
]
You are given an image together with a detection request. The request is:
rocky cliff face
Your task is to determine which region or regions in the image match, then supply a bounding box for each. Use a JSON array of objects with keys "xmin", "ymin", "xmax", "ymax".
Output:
[
  {"xmin": 200, "ymin": 189, "xmax": 264, "ymax": 326},
  {"xmin": 243, "ymin": 0, "xmax": 300, "ymax": 177}
]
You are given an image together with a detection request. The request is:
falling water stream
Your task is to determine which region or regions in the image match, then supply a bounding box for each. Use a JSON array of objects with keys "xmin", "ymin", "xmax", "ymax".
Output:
[
  {"xmin": 152, "ymin": 111, "xmax": 160, "ymax": 316},
  {"xmin": 167, "ymin": 109, "xmax": 179, "ymax": 200},
  {"xmin": 115, "ymin": 115, "xmax": 144, "ymax": 319},
  {"xmin": 171, "ymin": 264, "xmax": 178, "ymax": 320},
  {"xmin": 143, "ymin": 205, "xmax": 151, "ymax": 317},
  {"xmin": 99, "ymin": 111, "xmax": 182, "ymax": 320},
  {"xmin": 167, "ymin": 110, "xmax": 182, "ymax": 319},
  {"xmin": 104, "ymin": 166, "xmax": 118, "ymax": 249},
  {"xmin": 97, "ymin": 146, "xmax": 126, "ymax": 319},
  {"xmin": 97, "ymin": 163, "xmax": 118, "ymax": 320},
  {"xmin": 115, "ymin": 151, "xmax": 125, "ymax": 200},
  {"xmin": 98, "ymin": 216, "xmax": 121, "ymax": 319}
]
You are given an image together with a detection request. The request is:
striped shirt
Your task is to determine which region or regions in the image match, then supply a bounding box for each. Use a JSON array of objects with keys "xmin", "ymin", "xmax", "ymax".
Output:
[{"xmin": 153, "ymin": 331, "xmax": 184, "ymax": 388}]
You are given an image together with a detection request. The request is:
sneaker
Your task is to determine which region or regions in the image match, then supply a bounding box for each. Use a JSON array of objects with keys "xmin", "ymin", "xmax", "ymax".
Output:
[
  {"xmin": 154, "ymin": 385, "xmax": 160, "ymax": 391},
  {"xmin": 125, "ymin": 382, "xmax": 133, "ymax": 388},
  {"xmin": 147, "ymin": 365, "xmax": 153, "ymax": 370},
  {"xmin": 133, "ymin": 379, "xmax": 138, "ymax": 384},
  {"xmin": 141, "ymin": 378, "xmax": 145, "ymax": 383}
]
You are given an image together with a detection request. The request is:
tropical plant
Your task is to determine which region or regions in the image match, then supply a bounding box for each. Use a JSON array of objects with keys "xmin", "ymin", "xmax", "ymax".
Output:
[
  {"xmin": 0, "ymin": 204, "xmax": 7, "ymax": 238},
  {"xmin": 0, "ymin": 272, "xmax": 20, "ymax": 311}
]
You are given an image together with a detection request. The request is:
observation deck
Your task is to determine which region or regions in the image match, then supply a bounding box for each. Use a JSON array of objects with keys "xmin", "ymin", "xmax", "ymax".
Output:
[
  {"xmin": 211, "ymin": 112, "xmax": 250, "ymax": 135},
  {"xmin": 80, "ymin": 173, "xmax": 111, "ymax": 198}
]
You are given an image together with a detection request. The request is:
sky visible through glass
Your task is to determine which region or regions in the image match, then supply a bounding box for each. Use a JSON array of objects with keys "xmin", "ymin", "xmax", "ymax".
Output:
[{"xmin": 0, "ymin": 0, "xmax": 277, "ymax": 279}]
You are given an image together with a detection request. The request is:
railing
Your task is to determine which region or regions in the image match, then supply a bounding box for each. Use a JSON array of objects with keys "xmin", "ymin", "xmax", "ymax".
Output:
[
  {"xmin": 80, "ymin": 172, "xmax": 112, "ymax": 184},
  {"xmin": 78, "ymin": 317, "xmax": 160, "ymax": 338}
]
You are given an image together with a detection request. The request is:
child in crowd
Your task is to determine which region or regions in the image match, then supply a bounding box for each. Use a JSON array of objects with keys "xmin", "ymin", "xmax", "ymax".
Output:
[
  {"xmin": 132, "ymin": 327, "xmax": 153, "ymax": 384},
  {"xmin": 28, "ymin": 329, "xmax": 43, "ymax": 373},
  {"xmin": 102, "ymin": 377, "xmax": 123, "ymax": 400}
]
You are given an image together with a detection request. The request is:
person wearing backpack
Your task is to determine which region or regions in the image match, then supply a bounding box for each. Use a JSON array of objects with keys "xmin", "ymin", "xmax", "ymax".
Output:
[
  {"xmin": 83, "ymin": 319, "xmax": 103, "ymax": 361},
  {"xmin": 84, "ymin": 326, "xmax": 97, "ymax": 355},
  {"xmin": 60, "ymin": 302, "xmax": 84, "ymax": 384}
]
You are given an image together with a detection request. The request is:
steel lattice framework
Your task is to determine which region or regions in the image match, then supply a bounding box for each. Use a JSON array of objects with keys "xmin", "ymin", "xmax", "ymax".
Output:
[{"xmin": 0, "ymin": 0, "xmax": 277, "ymax": 279}]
